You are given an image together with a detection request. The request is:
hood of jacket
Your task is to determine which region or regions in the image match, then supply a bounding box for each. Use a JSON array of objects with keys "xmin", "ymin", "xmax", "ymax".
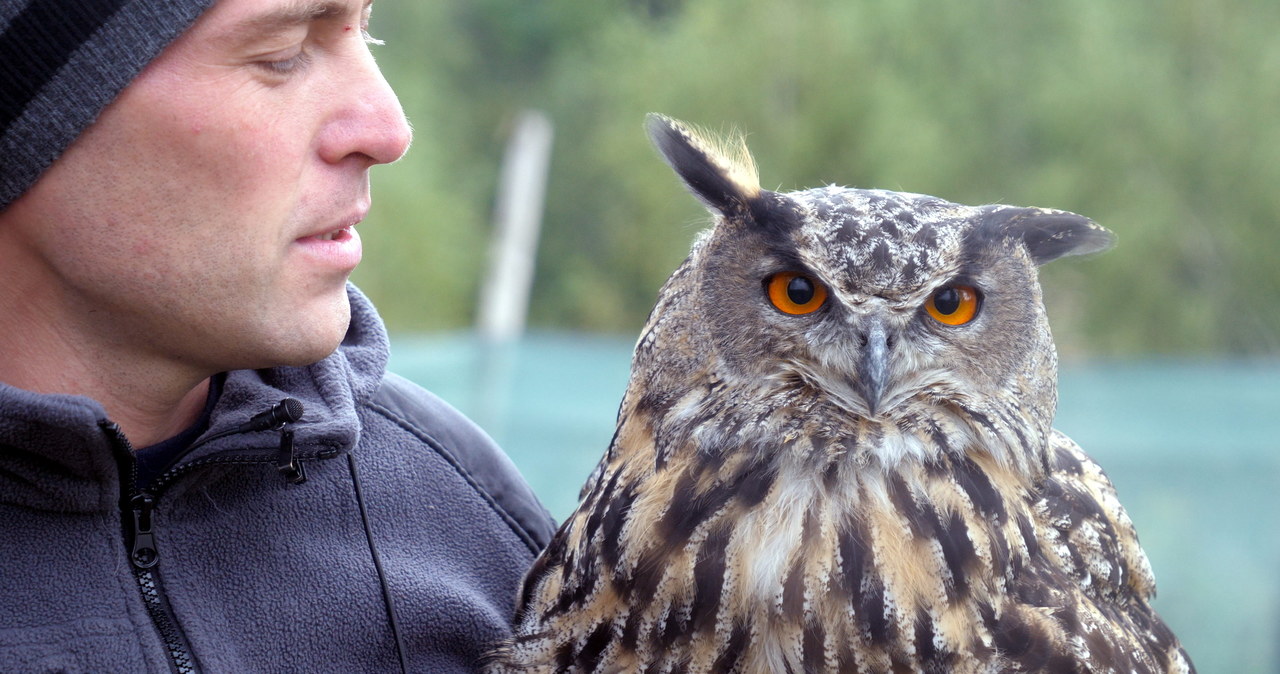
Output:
[{"xmin": 0, "ymin": 284, "xmax": 388, "ymax": 513}]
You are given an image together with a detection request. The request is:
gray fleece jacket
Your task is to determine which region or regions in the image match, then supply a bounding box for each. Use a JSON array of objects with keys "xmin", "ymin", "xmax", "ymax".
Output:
[{"xmin": 0, "ymin": 286, "xmax": 556, "ymax": 673}]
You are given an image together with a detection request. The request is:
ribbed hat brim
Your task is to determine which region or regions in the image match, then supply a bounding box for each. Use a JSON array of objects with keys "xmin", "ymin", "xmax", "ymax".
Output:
[{"xmin": 0, "ymin": 0, "xmax": 216, "ymax": 210}]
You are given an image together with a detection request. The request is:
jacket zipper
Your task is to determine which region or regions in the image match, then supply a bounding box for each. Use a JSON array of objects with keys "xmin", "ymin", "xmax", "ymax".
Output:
[
  {"xmin": 102, "ymin": 403, "xmax": 314, "ymax": 673},
  {"xmin": 130, "ymin": 493, "xmax": 199, "ymax": 674},
  {"xmin": 104, "ymin": 422, "xmax": 199, "ymax": 674}
]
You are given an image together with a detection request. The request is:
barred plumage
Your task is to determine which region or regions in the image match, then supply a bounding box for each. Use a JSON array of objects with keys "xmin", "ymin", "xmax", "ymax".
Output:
[{"xmin": 485, "ymin": 115, "xmax": 1194, "ymax": 673}]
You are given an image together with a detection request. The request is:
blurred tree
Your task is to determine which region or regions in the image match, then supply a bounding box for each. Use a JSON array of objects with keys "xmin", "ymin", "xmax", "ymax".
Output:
[{"xmin": 358, "ymin": 0, "xmax": 1280, "ymax": 355}]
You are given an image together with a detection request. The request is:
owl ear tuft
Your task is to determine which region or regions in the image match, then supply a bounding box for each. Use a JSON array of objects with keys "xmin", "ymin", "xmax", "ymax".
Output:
[
  {"xmin": 646, "ymin": 113, "xmax": 762, "ymax": 218},
  {"xmin": 981, "ymin": 206, "xmax": 1115, "ymax": 265}
]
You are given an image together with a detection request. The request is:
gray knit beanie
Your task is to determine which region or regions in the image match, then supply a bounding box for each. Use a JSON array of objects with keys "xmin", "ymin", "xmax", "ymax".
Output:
[{"xmin": 0, "ymin": 0, "xmax": 217, "ymax": 211}]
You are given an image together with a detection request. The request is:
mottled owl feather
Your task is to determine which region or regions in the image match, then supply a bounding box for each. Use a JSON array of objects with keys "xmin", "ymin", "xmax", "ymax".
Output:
[{"xmin": 484, "ymin": 115, "xmax": 1192, "ymax": 673}]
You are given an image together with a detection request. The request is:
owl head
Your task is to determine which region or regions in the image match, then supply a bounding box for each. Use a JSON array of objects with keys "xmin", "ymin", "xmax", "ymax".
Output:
[{"xmin": 637, "ymin": 114, "xmax": 1114, "ymax": 469}]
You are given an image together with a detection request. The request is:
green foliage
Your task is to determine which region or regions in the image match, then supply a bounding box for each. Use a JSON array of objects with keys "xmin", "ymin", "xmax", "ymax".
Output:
[{"xmin": 358, "ymin": 0, "xmax": 1280, "ymax": 354}]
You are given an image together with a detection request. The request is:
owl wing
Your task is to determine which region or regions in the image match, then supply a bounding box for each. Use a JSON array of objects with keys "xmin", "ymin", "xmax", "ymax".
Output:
[
  {"xmin": 1037, "ymin": 430, "xmax": 1157, "ymax": 604},
  {"xmin": 1014, "ymin": 431, "xmax": 1196, "ymax": 673}
]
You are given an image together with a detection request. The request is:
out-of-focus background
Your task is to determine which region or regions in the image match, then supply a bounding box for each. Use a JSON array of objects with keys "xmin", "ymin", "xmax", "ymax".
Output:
[{"xmin": 363, "ymin": 2, "xmax": 1278, "ymax": 671}]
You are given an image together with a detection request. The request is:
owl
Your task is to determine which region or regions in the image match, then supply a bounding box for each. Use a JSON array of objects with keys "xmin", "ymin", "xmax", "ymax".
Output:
[{"xmin": 484, "ymin": 115, "xmax": 1195, "ymax": 673}]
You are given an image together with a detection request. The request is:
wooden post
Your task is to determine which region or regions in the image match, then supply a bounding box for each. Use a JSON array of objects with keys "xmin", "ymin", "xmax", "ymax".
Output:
[{"xmin": 478, "ymin": 109, "xmax": 554, "ymax": 343}]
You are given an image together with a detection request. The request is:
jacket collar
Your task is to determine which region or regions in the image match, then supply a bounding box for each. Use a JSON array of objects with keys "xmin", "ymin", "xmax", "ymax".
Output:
[{"xmin": 0, "ymin": 284, "xmax": 389, "ymax": 511}]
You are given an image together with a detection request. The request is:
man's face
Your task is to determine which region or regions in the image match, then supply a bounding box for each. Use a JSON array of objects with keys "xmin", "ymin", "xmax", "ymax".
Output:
[{"xmin": 5, "ymin": 0, "xmax": 411, "ymax": 373}]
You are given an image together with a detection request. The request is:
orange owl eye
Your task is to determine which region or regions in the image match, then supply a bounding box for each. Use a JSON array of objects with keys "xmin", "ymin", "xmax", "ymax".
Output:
[
  {"xmin": 925, "ymin": 285, "xmax": 981, "ymax": 326},
  {"xmin": 766, "ymin": 272, "xmax": 828, "ymax": 315}
]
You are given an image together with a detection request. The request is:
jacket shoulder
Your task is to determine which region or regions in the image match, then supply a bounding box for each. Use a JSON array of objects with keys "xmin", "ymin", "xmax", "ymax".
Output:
[{"xmin": 365, "ymin": 372, "xmax": 556, "ymax": 554}]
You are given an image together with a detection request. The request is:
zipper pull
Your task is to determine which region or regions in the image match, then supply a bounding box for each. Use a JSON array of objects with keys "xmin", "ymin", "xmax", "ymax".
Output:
[
  {"xmin": 276, "ymin": 428, "xmax": 307, "ymax": 485},
  {"xmin": 129, "ymin": 493, "xmax": 160, "ymax": 569}
]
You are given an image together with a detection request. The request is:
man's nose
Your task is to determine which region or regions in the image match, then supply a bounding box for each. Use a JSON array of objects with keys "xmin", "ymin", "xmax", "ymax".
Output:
[{"xmin": 319, "ymin": 48, "xmax": 413, "ymax": 167}]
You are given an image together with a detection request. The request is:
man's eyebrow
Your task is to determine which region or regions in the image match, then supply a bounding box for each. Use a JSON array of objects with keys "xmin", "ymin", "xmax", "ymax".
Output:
[{"xmin": 217, "ymin": 0, "xmax": 372, "ymax": 45}]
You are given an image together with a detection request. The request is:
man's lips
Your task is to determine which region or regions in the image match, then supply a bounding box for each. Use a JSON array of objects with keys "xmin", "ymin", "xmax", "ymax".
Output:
[
  {"xmin": 306, "ymin": 226, "xmax": 355, "ymax": 242},
  {"xmin": 294, "ymin": 210, "xmax": 366, "ymax": 271},
  {"xmin": 297, "ymin": 208, "xmax": 368, "ymax": 242}
]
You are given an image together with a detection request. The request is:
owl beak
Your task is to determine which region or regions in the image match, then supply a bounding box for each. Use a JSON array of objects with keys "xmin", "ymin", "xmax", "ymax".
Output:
[{"xmin": 857, "ymin": 321, "xmax": 891, "ymax": 416}]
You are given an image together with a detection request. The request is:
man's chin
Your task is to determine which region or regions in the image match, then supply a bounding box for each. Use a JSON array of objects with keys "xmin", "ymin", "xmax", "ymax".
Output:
[
  {"xmin": 274, "ymin": 344, "xmax": 342, "ymax": 369},
  {"xmin": 254, "ymin": 299, "xmax": 351, "ymax": 369}
]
